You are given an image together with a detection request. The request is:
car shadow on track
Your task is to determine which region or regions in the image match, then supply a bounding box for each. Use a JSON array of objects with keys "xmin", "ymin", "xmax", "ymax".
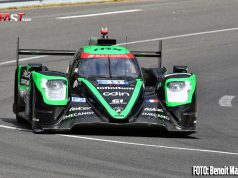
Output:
[
  {"xmin": 70, "ymin": 126, "xmax": 199, "ymax": 139},
  {"xmin": 0, "ymin": 118, "xmax": 198, "ymax": 139},
  {"xmin": 0, "ymin": 118, "xmax": 32, "ymax": 132}
]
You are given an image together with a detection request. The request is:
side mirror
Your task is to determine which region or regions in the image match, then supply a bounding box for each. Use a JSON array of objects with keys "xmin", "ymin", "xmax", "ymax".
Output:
[{"xmin": 173, "ymin": 65, "xmax": 188, "ymax": 73}]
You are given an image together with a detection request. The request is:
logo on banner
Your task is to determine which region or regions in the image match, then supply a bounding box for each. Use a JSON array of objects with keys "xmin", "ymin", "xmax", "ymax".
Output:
[{"xmin": 0, "ymin": 13, "xmax": 31, "ymax": 22}]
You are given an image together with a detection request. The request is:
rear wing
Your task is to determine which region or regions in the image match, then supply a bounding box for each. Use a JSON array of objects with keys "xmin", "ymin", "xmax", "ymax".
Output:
[
  {"xmin": 16, "ymin": 38, "xmax": 76, "ymax": 66},
  {"xmin": 131, "ymin": 40, "xmax": 162, "ymax": 68},
  {"xmin": 16, "ymin": 38, "xmax": 162, "ymax": 68}
]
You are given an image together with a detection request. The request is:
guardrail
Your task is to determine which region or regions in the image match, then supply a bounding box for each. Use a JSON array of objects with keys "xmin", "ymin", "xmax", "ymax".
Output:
[
  {"xmin": 0, "ymin": 0, "xmax": 104, "ymax": 8},
  {"xmin": 0, "ymin": 0, "xmax": 41, "ymax": 3}
]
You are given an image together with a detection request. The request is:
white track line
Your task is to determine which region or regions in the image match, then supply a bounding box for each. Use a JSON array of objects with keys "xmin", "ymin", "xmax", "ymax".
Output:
[
  {"xmin": 59, "ymin": 134, "xmax": 238, "ymax": 156},
  {"xmin": 57, "ymin": 9, "xmax": 142, "ymax": 19},
  {"xmin": 2, "ymin": 27, "xmax": 238, "ymax": 66},
  {"xmin": 0, "ymin": 55, "xmax": 47, "ymax": 66},
  {"xmin": 1, "ymin": 124, "xmax": 237, "ymax": 156},
  {"xmin": 219, "ymin": 95, "xmax": 236, "ymax": 107},
  {"xmin": 118, "ymin": 27, "xmax": 238, "ymax": 45},
  {"xmin": 0, "ymin": 124, "xmax": 30, "ymax": 132}
]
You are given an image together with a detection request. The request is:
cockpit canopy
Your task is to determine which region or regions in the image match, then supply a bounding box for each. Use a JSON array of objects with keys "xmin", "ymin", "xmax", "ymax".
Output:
[{"xmin": 77, "ymin": 58, "xmax": 141, "ymax": 79}]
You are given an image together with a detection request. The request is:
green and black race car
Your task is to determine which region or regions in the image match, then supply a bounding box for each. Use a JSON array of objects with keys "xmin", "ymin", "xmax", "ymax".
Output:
[{"xmin": 13, "ymin": 28, "xmax": 197, "ymax": 134}]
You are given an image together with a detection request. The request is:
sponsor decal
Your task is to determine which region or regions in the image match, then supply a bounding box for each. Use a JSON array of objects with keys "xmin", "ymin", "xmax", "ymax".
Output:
[
  {"xmin": 146, "ymin": 99, "xmax": 159, "ymax": 103},
  {"xmin": 22, "ymin": 70, "xmax": 31, "ymax": 78},
  {"xmin": 103, "ymin": 91, "xmax": 129, "ymax": 97},
  {"xmin": 69, "ymin": 107, "xmax": 91, "ymax": 112},
  {"xmin": 97, "ymin": 80, "xmax": 128, "ymax": 85},
  {"xmin": 65, "ymin": 112, "xmax": 94, "ymax": 119},
  {"xmin": 157, "ymin": 114, "xmax": 169, "ymax": 120},
  {"xmin": 20, "ymin": 70, "xmax": 31, "ymax": 85},
  {"xmin": 110, "ymin": 99, "xmax": 127, "ymax": 104},
  {"xmin": 97, "ymin": 86, "xmax": 134, "ymax": 90},
  {"xmin": 71, "ymin": 97, "xmax": 86, "ymax": 102},
  {"xmin": 0, "ymin": 13, "xmax": 31, "ymax": 22},
  {"xmin": 81, "ymin": 52, "xmax": 134, "ymax": 59},
  {"xmin": 142, "ymin": 112, "xmax": 169, "ymax": 120},
  {"xmin": 19, "ymin": 90, "xmax": 27, "ymax": 97},
  {"xmin": 20, "ymin": 79, "xmax": 29, "ymax": 85},
  {"xmin": 113, "ymin": 107, "xmax": 124, "ymax": 113},
  {"xmin": 144, "ymin": 108, "xmax": 163, "ymax": 112}
]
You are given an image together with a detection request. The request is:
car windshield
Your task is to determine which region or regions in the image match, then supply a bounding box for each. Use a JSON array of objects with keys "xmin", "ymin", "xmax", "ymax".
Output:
[{"xmin": 77, "ymin": 58, "xmax": 140, "ymax": 79}]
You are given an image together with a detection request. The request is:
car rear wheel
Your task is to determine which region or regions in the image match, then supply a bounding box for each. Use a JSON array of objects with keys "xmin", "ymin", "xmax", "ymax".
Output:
[
  {"xmin": 16, "ymin": 115, "xmax": 26, "ymax": 123},
  {"xmin": 14, "ymin": 68, "xmax": 27, "ymax": 124}
]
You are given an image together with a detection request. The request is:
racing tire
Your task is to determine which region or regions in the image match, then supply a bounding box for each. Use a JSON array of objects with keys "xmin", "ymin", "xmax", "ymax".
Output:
[
  {"xmin": 31, "ymin": 83, "xmax": 44, "ymax": 134},
  {"xmin": 14, "ymin": 68, "xmax": 27, "ymax": 124},
  {"xmin": 16, "ymin": 115, "xmax": 26, "ymax": 124}
]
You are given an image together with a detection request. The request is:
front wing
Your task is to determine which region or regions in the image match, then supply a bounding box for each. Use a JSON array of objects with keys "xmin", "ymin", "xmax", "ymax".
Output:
[{"xmin": 33, "ymin": 94, "xmax": 197, "ymax": 133}]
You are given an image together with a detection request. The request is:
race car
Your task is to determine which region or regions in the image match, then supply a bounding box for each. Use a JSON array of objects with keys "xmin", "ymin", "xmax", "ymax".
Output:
[{"xmin": 13, "ymin": 28, "xmax": 197, "ymax": 134}]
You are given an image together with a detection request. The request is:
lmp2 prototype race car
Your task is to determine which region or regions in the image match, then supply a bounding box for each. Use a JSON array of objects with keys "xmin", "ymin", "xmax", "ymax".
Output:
[{"xmin": 13, "ymin": 28, "xmax": 197, "ymax": 134}]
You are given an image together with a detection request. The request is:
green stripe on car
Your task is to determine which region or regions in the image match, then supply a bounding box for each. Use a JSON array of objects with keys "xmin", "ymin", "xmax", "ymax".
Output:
[{"xmin": 78, "ymin": 78, "xmax": 142, "ymax": 119}]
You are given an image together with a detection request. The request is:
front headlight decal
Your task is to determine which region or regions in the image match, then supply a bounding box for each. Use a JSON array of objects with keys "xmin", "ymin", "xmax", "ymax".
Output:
[
  {"xmin": 41, "ymin": 79, "xmax": 67, "ymax": 101},
  {"xmin": 167, "ymin": 81, "xmax": 191, "ymax": 103},
  {"xmin": 32, "ymin": 72, "xmax": 68, "ymax": 105},
  {"xmin": 165, "ymin": 74, "xmax": 196, "ymax": 107}
]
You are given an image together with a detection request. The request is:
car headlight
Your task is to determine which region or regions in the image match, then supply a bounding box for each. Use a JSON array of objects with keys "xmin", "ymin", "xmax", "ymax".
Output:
[
  {"xmin": 167, "ymin": 81, "xmax": 191, "ymax": 102},
  {"xmin": 41, "ymin": 79, "xmax": 66, "ymax": 100},
  {"xmin": 164, "ymin": 74, "xmax": 196, "ymax": 107}
]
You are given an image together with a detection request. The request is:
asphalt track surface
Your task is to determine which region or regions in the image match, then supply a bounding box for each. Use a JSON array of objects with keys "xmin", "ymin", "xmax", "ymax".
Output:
[{"xmin": 0, "ymin": 0, "xmax": 238, "ymax": 177}]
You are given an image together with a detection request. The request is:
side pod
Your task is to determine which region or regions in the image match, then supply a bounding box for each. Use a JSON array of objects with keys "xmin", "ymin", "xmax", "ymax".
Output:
[
  {"xmin": 31, "ymin": 71, "xmax": 69, "ymax": 130},
  {"xmin": 159, "ymin": 73, "xmax": 197, "ymax": 130}
]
